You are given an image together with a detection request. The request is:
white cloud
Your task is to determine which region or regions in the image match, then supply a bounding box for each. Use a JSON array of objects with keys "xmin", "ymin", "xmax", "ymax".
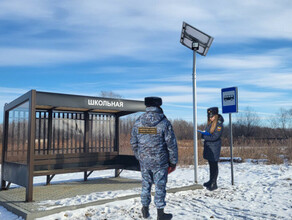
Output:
[
  {"xmin": 0, "ymin": 0, "xmax": 52, "ymax": 20},
  {"xmin": 115, "ymin": 85, "xmax": 192, "ymax": 95},
  {"xmin": 0, "ymin": 94, "xmax": 24, "ymax": 118},
  {"xmin": 0, "ymin": 48, "xmax": 87, "ymax": 66},
  {"xmin": 199, "ymin": 48, "xmax": 292, "ymax": 70},
  {"xmin": 130, "ymin": 67, "xmax": 292, "ymax": 91},
  {"xmin": 0, "ymin": 87, "xmax": 28, "ymax": 94},
  {"xmin": 238, "ymin": 89, "xmax": 285, "ymax": 102},
  {"xmin": 161, "ymin": 93, "xmax": 218, "ymax": 104},
  {"xmin": 2, "ymin": 0, "xmax": 290, "ymax": 39},
  {"xmin": 242, "ymin": 72, "xmax": 292, "ymax": 90},
  {"xmin": 0, "ymin": 87, "xmax": 32, "ymax": 110},
  {"xmin": 161, "ymin": 94, "xmax": 192, "ymax": 103},
  {"xmin": 117, "ymin": 85, "xmax": 221, "ymax": 104},
  {"xmin": 0, "ymin": 0, "xmax": 291, "ymax": 123},
  {"xmin": 0, "ymin": 0, "xmax": 291, "ymax": 66},
  {"xmin": 200, "ymin": 54, "xmax": 282, "ymax": 69}
]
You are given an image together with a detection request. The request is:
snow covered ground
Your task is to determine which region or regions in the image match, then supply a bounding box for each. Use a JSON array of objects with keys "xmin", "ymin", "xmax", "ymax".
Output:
[{"xmin": 0, "ymin": 162, "xmax": 291, "ymax": 220}]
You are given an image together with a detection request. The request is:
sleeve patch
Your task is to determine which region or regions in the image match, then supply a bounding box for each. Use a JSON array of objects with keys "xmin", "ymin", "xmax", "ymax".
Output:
[
  {"xmin": 217, "ymin": 126, "xmax": 222, "ymax": 131},
  {"xmin": 138, "ymin": 127, "xmax": 157, "ymax": 134}
]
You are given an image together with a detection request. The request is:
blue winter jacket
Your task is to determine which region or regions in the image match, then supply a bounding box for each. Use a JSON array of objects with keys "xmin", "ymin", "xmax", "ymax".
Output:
[
  {"xmin": 202, "ymin": 114, "xmax": 224, "ymax": 162},
  {"xmin": 130, "ymin": 107, "xmax": 178, "ymax": 170}
]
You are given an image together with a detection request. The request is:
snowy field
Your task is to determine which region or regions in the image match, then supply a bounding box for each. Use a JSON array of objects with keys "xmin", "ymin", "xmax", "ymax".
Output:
[{"xmin": 0, "ymin": 162, "xmax": 291, "ymax": 220}]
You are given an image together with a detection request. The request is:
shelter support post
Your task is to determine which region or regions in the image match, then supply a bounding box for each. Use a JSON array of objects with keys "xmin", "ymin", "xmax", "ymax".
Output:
[
  {"xmin": 1, "ymin": 109, "xmax": 9, "ymax": 190},
  {"xmin": 115, "ymin": 169, "xmax": 123, "ymax": 177},
  {"xmin": 84, "ymin": 111, "xmax": 89, "ymax": 153},
  {"xmin": 47, "ymin": 110, "xmax": 53, "ymax": 154},
  {"xmin": 84, "ymin": 171, "xmax": 93, "ymax": 181},
  {"xmin": 46, "ymin": 175, "xmax": 55, "ymax": 185},
  {"xmin": 26, "ymin": 90, "xmax": 36, "ymax": 202}
]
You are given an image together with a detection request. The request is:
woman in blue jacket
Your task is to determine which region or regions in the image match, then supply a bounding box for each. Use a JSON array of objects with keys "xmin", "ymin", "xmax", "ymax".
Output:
[{"xmin": 201, "ymin": 107, "xmax": 224, "ymax": 191}]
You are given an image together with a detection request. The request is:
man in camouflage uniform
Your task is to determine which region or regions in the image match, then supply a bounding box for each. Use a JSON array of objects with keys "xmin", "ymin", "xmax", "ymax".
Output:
[{"xmin": 131, "ymin": 97, "xmax": 178, "ymax": 220}]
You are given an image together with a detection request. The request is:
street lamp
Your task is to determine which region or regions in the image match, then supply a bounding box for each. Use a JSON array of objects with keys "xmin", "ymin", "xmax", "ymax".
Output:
[{"xmin": 180, "ymin": 22, "xmax": 214, "ymax": 183}]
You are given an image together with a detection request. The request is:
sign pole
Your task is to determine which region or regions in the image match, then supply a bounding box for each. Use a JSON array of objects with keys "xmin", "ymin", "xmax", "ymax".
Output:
[
  {"xmin": 192, "ymin": 50, "xmax": 198, "ymax": 184},
  {"xmin": 229, "ymin": 113, "xmax": 234, "ymax": 185}
]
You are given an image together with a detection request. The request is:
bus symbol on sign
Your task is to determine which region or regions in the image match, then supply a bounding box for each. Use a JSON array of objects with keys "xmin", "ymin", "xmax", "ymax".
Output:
[{"xmin": 224, "ymin": 94, "xmax": 234, "ymax": 102}]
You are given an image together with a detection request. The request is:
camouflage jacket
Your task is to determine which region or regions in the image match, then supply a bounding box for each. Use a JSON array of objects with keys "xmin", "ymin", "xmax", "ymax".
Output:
[{"xmin": 130, "ymin": 107, "xmax": 178, "ymax": 170}]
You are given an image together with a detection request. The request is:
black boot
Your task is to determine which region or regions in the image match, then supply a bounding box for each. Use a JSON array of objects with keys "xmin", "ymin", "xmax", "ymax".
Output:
[
  {"xmin": 207, "ymin": 161, "xmax": 218, "ymax": 191},
  {"xmin": 207, "ymin": 181, "xmax": 218, "ymax": 191},
  {"xmin": 203, "ymin": 180, "xmax": 211, "ymax": 187},
  {"xmin": 205, "ymin": 161, "xmax": 214, "ymax": 188},
  {"xmin": 157, "ymin": 209, "xmax": 172, "ymax": 220},
  {"xmin": 142, "ymin": 206, "xmax": 150, "ymax": 218}
]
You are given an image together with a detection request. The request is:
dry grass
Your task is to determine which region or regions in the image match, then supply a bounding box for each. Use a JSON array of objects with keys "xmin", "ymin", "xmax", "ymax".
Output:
[
  {"xmin": 179, "ymin": 138, "xmax": 292, "ymax": 165},
  {"xmin": 286, "ymin": 138, "xmax": 292, "ymax": 161},
  {"xmin": 119, "ymin": 134, "xmax": 205, "ymax": 165},
  {"xmin": 119, "ymin": 134, "xmax": 134, "ymax": 155},
  {"xmin": 119, "ymin": 135, "xmax": 292, "ymax": 165},
  {"xmin": 221, "ymin": 138, "xmax": 292, "ymax": 164},
  {"xmin": 177, "ymin": 140, "xmax": 205, "ymax": 165}
]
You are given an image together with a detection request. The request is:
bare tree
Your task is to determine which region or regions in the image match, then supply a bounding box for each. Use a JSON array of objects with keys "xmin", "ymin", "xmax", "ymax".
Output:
[
  {"xmin": 0, "ymin": 123, "xmax": 2, "ymax": 143},
  {"xmin": 98, "ymin": 91, "xmax": 140, "ymax": 135},
  {"xmin": 171, "ymin": 119, "xmax": 193, "ymax": 140},
  {"xmin": 99, "ymin": 91, "xmax": 122, "ymax": 98},
  {"xmin": 120, "ymin": 115, "xmax": 138, "ymax": 134},
  {"xmin": 289, "ymin": 108, "xmax": 292, "ymax": 128},
  {"xmin": 235, "ymin": 107, "xmax": 261, "ymax": 138},
  {"xmin": 271, "ymin": 108, "xmax": 292, "ymax": 138}
]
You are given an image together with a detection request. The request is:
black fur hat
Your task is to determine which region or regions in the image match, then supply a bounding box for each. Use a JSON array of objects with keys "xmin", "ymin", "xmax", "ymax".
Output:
[
  {"xmin": 207, "ymin": 107, "xmax": 218, "ymax": 118},
  {"xmin": 145, "ymin": 97, "xmax": 162, "ymax": 107}
]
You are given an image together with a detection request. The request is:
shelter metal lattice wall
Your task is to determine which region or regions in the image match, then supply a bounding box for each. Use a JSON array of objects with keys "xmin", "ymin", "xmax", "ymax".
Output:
[
  {"xmin": 6, "ymin": 101, "xmax": 29, "ymax": 164},
  {"xmin": 34, "ymin": 111, "xmax": 116, "ymax": 155}
]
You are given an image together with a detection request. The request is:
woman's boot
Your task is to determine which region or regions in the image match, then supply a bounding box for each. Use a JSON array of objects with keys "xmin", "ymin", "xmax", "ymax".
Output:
[
  {"xmin": 207, "ymin": 181, "xmax": 218, "ymax": 191},
  {"xmin": 207, "ymin": 161, "xmax": 218, "ymax": 191},
  {"xmin": 203, "ymin": 180, "xmax": 211, "ymax": 187}
]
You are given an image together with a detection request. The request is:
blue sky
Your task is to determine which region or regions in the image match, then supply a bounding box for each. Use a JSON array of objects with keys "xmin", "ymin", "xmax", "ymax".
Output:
[{"xmin": 0, "ymin": 0, "xmax": 291, "ymax": 125}]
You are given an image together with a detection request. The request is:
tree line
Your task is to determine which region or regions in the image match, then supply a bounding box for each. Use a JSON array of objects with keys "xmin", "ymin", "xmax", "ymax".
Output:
[
  {"xmin": 120, "ymin": 107, "xmax": 292, "ymax": 141},
  {"xmin": 1, "ymin": 107, "xmax": 291, "ymax": 143},
  {"xmin": 98, "ymin": 91, "xmax": 292, "ymax": 140}
]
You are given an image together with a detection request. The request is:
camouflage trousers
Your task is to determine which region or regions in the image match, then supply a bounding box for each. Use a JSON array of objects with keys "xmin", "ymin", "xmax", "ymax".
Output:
[{"xmin": 140, "ymin": 167, "xmax": 168, "ymax": 209}]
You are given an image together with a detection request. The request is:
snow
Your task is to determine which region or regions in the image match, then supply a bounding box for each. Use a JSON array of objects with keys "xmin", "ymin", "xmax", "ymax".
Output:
[
  {"xmin": 0, "ymin": 162, "xmax": 291, "ymax": 220},
  {"xmin": 37, "ymin": 188, "xmax": 141, "ymax": 211}
]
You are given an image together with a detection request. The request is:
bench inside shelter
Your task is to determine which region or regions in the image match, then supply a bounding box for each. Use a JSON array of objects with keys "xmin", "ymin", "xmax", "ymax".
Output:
[{"xmin": 1, "ymin": 90, "xmax": 145, "ymax": 202}]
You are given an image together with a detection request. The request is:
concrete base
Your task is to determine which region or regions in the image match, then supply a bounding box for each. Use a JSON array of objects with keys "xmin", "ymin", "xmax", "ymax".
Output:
[{"xmin": 0, "ymin": 177, "xmax": 202, "ymax": 220}]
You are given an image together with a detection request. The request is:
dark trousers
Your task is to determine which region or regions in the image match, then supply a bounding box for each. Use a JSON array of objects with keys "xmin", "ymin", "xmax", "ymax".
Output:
[{"xmin": 208, "ymin": 161, "xmax": 218, "ymax": 183}]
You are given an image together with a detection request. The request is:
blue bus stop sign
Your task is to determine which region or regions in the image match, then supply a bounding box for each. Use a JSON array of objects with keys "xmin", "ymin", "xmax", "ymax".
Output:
[
  {"xmin": 221, "ymin": 87, "xmax": 238, "ymax": 113},
  {"xmin": 221, "ymin": 86, "xmax": 238, "ymax": 186}
]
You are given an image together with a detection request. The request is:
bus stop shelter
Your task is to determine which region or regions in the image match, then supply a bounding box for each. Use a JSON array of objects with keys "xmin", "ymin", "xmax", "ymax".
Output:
[{"xmin": 1, "ymin": 90, "xmax": 145, "ymax": 202}]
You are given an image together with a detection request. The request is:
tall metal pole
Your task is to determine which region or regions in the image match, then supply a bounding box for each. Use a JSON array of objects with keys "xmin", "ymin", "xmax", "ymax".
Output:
[
  {"xmin": 192, "ymin": 50, "xmax": 198, "ymax": 183},
  {"xmin": 229, "ymin": 113, "xmax": 234, "ymax": 185}
]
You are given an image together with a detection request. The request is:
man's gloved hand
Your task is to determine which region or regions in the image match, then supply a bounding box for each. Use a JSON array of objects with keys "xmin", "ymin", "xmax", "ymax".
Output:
[{"xmin": 168, "ymin": 163, "xmax": 176, "ymax": 174}]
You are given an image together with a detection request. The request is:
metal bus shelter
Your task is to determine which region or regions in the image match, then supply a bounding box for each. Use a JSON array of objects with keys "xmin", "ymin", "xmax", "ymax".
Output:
[{"xmin": 1, "ymin": 90, "xmax": 145, "ymax": 202}]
